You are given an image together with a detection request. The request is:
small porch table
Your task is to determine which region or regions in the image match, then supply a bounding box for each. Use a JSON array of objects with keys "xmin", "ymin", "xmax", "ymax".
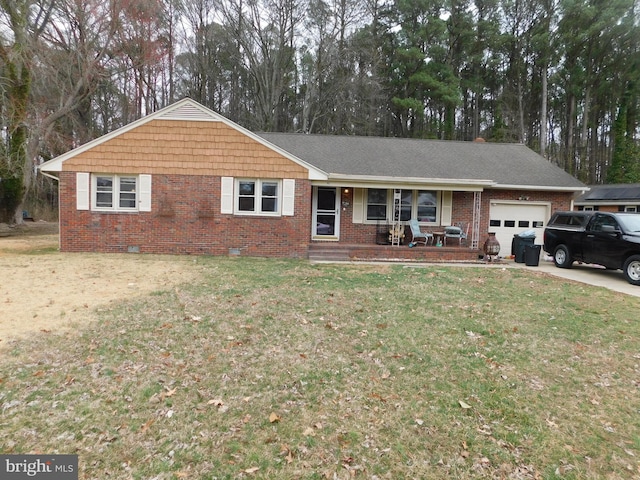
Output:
[{"xmin": 432, "ymin": 231, "xmax": 445, "ymax": 246}]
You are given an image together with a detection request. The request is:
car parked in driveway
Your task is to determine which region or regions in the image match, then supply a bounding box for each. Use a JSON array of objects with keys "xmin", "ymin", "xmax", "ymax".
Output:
[{"xmin": 543, "ymin": 211, "xmax": 640, "ymax": 285}]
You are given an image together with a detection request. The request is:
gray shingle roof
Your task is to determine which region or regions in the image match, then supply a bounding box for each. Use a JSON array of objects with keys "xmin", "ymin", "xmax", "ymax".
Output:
[
  {"xmin": 257, "ymin": 133, "xmax": 585, "ymax": 189},
  {"xmin": 575, "ymin": 184, "xmax": 640, "ymax": 202}
]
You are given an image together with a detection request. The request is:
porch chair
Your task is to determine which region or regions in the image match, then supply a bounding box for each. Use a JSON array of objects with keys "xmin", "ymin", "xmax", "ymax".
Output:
[
  {"xmin": 444, "ymin": 222, "xmax": 469, "ymax": 246},
  {"xmin": 409, "ymin": 219, "xmax": 433, "ymax": 246}
]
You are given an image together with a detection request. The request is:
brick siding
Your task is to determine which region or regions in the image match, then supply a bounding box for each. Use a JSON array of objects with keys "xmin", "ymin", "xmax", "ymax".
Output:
[
  {"xmin": 59, "ymin": 172, "xmax": 312, "ymax": 257},
  {"xmin": 58, "ymin": 173, "xmax": 575, "ymax": 259}
]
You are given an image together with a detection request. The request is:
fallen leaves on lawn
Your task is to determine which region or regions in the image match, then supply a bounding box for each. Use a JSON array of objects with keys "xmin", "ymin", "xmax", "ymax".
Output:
[
  {"xmin": 269, "ymin": 412, "xmax": 281, "ymax": 423},
  {"xmin": 140, "ymin": 418, "xmax": 155, "ymax": 433},
  {"xmin": 207, "ymin": 398, "xmax": 228, "ymax": 413}
]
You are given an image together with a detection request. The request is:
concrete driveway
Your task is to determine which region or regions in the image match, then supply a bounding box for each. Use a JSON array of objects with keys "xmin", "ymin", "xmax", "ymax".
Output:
[{"xmin": 510, "ymin": 256, "xmax": 640, "ymax": 298}]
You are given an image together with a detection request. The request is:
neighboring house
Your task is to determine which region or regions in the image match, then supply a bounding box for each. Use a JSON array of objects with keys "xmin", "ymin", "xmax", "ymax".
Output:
[
  {"xmin": 39, "ymin": 98, "xmax": 586, "ymax": 261},
  {"xmin": 574, "ymin": 184, "xmax": 640, "ymax": 213}
]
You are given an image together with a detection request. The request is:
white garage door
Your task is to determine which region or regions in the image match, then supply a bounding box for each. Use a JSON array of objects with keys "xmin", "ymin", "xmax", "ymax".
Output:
[{"xmin": 488, "ymin": 202, "xmax": 551, "ymax": 256}]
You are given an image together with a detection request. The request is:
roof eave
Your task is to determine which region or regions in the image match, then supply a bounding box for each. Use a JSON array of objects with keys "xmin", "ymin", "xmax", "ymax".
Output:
[
  {"xmin": 39, "ymin": 171, "xmax": 60, "ymax": 182},
  {"xmin": 318, "ymin": 174, "xmax": 495, "ymax": 191},
  {"xmin": 575, "ymin": 200, "xmax": 637, "ymax": 205},
  {"xmin": 491, "ymin": 184, "xmax": 588, "ymax": 193}
]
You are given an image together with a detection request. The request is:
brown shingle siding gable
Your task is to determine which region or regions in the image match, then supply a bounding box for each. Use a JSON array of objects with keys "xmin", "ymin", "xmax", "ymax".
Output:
[{"xmin": 61, "ymin": 119, "xmax": 309, "ymax": 179}]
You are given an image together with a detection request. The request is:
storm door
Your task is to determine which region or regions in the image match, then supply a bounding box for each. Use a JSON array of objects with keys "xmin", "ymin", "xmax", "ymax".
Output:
[{"xmin": 313, "ymin": 187, "xmax": 340, "ymax": 238}]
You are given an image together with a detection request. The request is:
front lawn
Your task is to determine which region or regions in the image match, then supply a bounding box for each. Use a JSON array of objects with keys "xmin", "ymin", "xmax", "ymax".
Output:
[{"xmin": 1, "ymin": 257, "xmax": 639, "ymax": 479}]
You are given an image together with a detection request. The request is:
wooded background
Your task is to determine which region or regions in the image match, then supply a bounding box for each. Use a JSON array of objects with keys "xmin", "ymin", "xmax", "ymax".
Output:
[{"xmin": 1, "ymin": 0, "xmax": 639, "ymax": 222}]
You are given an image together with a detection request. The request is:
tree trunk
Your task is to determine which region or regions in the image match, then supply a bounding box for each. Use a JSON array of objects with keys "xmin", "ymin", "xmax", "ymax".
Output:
[
  {"xmin": 580, "ymin": 85, "xmax": 591, "ymax": 179},
  {"xmin": 540, "ymin": 64, "xmax": 547, "ymax": 157},
  {"xmin": 517, "ymin": 76, "xmax": 525, "ymax": 143},
  {"xmin": 566, "ymin": 94, "xmax": 576, "ymax": 175},
  {"xmin": 1, "ymin": 58, "xmax": 30, "ymax": 224}
]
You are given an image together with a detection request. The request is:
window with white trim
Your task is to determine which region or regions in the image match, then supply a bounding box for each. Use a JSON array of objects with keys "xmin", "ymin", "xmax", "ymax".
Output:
[
  {"xmin": 366, "ymin": 189, "xmax": 388, "ymax": 221},
  {"xmin": 400, "ymin": 190, "xmax": 412, "ymax": 221},
  {"xmin": 416, "ymin": 190, "xmax": 437, "ymax": 222},
  {"xmin": 236, "ymin": 179, "xmax": 280, "ymax": 215},
  {"xmin": 92, "ymin": 174, "xmax": 139, "ymax": 211},
  {"xmin": 365, "ymin": 188, "xmax": 439, "ymax": 223}
]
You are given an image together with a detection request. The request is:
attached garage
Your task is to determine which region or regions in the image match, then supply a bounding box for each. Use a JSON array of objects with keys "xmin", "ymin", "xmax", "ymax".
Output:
[{"xmin": 489, "ymin": 201, "xmax": 551, "ymax": 255}]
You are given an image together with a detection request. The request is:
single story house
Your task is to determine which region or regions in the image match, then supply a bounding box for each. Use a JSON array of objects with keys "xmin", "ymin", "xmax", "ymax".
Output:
[
  {"xmin": 574, "ymin": 184, "xmax": 640, "ymax": 213},
  {"xmin": 39, "ymin": 98, "xmax": 586, "ymax": 262}
]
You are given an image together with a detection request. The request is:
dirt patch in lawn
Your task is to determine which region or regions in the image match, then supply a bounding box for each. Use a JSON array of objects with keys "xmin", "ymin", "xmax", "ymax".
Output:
[{"xmin": 0, "ymin": 222, "xmax": 203, "ymax": 347}]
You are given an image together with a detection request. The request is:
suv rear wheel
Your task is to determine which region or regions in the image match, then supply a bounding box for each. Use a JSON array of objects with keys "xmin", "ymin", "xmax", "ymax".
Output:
[
  {"xmin": 623, "ymin": 255, "xmax": 640, "ymax": 285},
  {"xmin": 553, "ymin": 244, "xmax": 573, "ymax": 268}
]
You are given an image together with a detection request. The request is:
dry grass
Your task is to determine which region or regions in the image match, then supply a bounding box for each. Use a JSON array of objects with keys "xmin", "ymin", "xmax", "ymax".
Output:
[{"xmin": 1, "ymin": 256, "xmax": 639, "ymax": 479}]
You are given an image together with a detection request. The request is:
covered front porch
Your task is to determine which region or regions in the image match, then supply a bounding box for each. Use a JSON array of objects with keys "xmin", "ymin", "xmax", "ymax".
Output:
[
  {"xmin": 309, "ymin": 183, "xmax": 486, "ymax": 262},
  {"xmin": 308, "ymin": 242, "xmax": 485, "ymax": 263}
]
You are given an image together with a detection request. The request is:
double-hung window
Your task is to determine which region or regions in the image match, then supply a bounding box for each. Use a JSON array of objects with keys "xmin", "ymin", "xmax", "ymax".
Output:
[
  {"xmin": 400, "ymin": 190, "xmax": 413, "ymax": 221},
  {"xmin": 366, "ymin": 189, "xmax": 388, "ymax": 221},
  {"xmin": 237, "ymin": 179, "xmax": 280, "ymax": 215},
  {"xmin": 93, "ymin": 175, "xmax": 139, "ymax": 211},
  {"xmin": 416, "ymin": 190, "xmax": 437, "ymax": 222}
]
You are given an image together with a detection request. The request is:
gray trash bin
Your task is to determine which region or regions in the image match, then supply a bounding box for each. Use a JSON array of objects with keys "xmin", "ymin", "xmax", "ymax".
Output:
[{"xmin": 524, "ymin": 244, "xmax": 541, "ymax": 266}]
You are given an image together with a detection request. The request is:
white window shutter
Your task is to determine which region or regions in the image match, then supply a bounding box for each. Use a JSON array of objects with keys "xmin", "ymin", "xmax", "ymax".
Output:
[
  {"xmin": 440, "ymin": 191, "xmax": 452, "ymax": 225},
  {"xmin": 76, "ymin": 172, "xmax": 90, "ymax": 210},
  {"xmin": 221, "ymin": 177, "xmax": 234, "ymax": 214},
  {"xmin": 282, "ymin": 179, "xmax": 295, "ymax": 216},
  {"xmin": 139, "ymin": 174, "xmax": 152, "ymax": 212},
  {"xmin": 352, "ymin": 188, "xmax": 364, "ymax": 223}
]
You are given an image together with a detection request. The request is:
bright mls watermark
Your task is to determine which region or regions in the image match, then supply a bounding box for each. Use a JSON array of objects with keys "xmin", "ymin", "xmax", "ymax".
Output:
[{"xmin": 0, "ymin": 455, "xmax": 78, "ymax": 479}]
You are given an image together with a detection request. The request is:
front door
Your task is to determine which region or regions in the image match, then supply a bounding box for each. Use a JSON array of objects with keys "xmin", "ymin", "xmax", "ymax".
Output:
[{"xmin": 313, "ymin": 187, "xmax": 340, "ymax": 238}]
